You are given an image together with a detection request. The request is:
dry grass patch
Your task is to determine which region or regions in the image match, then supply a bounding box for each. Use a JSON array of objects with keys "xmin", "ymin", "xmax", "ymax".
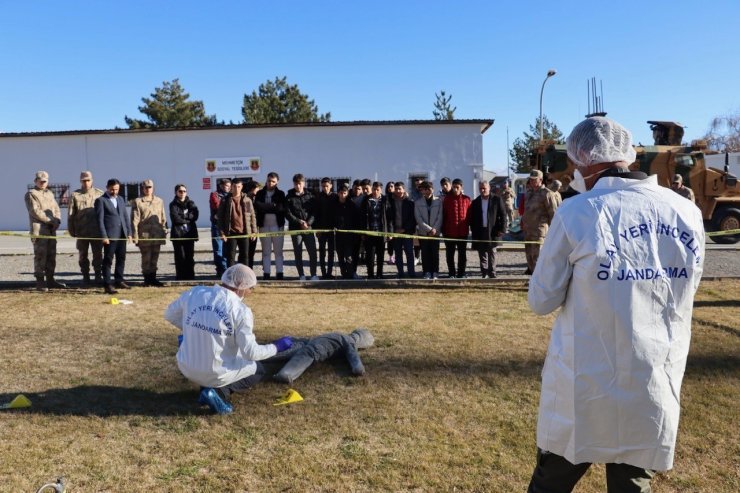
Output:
[{"xmin": 0, "ymin": 280, "xmax": 737, "ymax": 492}]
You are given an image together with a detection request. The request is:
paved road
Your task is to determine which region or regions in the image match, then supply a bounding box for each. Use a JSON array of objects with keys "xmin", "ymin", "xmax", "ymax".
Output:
[{"xmin": 0, "ymin": 230, "xmax": 737, "ymax": 288}]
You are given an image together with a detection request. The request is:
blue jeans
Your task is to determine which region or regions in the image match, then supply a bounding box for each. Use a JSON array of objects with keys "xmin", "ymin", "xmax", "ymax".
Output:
[
  {"xmin": 291, "ymin": 232, "xmax": 317, "ymax": 278},
  {"xmin": 211, "ymin": 224, "xmax": 227, "ymax": 275},
  {"xmin": 393, "ymin": 238, "xmax": 415, "ymax": 277}
]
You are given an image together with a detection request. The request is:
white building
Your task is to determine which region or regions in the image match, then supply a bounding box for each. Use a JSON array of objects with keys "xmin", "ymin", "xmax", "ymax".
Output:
[{"xmin": 1, "ymin": 119, "xmax": 493, "ymax": 230}]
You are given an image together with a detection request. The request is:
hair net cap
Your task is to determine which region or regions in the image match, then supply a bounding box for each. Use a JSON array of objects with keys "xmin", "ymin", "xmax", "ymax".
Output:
[
  {"xmin": 221, "ymin": 264, "xmax": 257, "ymax": 290},
  {"xmin": 566, "ymin": 117, "xmax": 637, "ymax": 167}
]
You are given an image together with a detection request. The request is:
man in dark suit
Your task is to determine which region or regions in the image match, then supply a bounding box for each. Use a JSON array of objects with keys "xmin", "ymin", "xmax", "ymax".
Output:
[
  {"xmin": 469, "ymin": 181, "xmax": 506, "ymax": 278},
  {"xmin": 95, "ymin": 178, "xmax": 132, "ymax": 294}
]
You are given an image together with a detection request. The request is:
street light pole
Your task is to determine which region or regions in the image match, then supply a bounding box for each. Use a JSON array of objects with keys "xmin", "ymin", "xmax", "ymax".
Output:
[{"xmin": 539, "ymin": 69, "xmax": 557, "ymax": 145}]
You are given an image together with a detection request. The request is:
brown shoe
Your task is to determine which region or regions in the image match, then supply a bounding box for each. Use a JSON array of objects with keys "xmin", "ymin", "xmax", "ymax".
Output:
[
  {"xmin": 114, "ymin": 281, "xmax": 131, "ymax": 290},
  {"xmin": 104, "ymin": 285, "xmax": 118, "ymax": 295}
]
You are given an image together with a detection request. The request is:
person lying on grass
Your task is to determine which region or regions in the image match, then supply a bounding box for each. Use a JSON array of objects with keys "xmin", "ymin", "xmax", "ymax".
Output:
[
  {"xmin": 265, "ymin": 328, "xmax": 375, "ymax": 384},
  {"xmin": 165, "ymin": 264, "xmax": 293, "ymax": 415}
]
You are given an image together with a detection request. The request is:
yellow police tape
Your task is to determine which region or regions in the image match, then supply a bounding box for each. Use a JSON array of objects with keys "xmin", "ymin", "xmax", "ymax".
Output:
[
  {"xmin": 2, "ymin": 228, "xmax": 738, "ymax": 245},
  {"xmin": 0, "ymin": 229, "xmax": 543, "ymax": 244}
]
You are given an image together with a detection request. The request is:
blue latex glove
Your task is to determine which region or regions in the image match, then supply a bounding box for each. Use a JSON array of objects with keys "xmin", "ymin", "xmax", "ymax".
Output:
[{"xmin": 273, "ymin": 336, "xmax": 293, "ymax": 352}]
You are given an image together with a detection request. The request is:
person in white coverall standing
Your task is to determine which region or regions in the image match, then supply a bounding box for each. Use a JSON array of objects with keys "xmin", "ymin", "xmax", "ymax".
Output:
[
  {"xmin": 527, "ymin": 117, "xmax": 704, "ymax": 492},
  {"xmin": 165, "ymin": 264, "xmax": 293, "ymax": 414}
]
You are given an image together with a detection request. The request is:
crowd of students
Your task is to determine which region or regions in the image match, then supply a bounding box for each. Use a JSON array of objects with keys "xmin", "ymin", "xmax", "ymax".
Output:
[{"xmin": 210, "ymin": 172, "xmax": 509, "ymax": 280}]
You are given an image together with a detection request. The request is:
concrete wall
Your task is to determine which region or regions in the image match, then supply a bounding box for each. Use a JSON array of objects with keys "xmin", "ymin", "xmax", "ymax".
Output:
[{"xmin": 1, "ymin": 122, "xmax": 487, "ymax": 230}]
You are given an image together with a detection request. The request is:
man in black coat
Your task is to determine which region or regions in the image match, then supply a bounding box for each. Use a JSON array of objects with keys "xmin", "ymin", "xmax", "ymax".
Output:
[
  {"xmin": 314, "ymin": 177, "xmax": 336, "ymax": 279},
  {"xmin": 388, "ymin": 182, "xmax": 417, "ymax": 278},
  {"xmin": 95, "ymin": 178, "xmax": 132, "ymax": 294},
  {"xmin": 332, "ymin": 184, "xmax": 360, "ymax": 279},
  {"xmin": 285, "ymin": 173, "xmax": 318, "ymax": 280},
  {"xmin": 253, "ymin": 172, "xmax": 287, "ymax": 280},
  {"xmin": 469, "ymin": 181, "xmax": 506, "ymax": 278}
]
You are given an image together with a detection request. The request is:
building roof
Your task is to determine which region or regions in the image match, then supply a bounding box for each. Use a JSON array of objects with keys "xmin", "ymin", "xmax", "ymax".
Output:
[{"xmin": 0, "ymin": 119, "xmax": 494, "ymax": 138}]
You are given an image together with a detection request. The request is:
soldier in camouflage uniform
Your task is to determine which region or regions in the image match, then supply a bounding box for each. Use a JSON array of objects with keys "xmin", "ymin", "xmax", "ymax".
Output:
[
  {"xmin": 131, "ymin": 179, "xmax": 167, "ymax": 286},
  {"xmin": 522, "ymin": 170, "xmax": 559, "ymax": 274},
  {"xmin": 68, "ymin": 170, "xmax": 104, "ymax": 285},
  {"xmin": 549, "ymin": 179, "xmax": 563, "ymax": 207},
  {"xmin": 24, "ymin": 170, "xmax": 65, "ymax": 291},
  {"xmin": 671, "ymin": 174, "xmax": 695, "ymax": 203},
  {"xmin": 501, "ymin": 182, "xmax": 516, "ymax": 231}
]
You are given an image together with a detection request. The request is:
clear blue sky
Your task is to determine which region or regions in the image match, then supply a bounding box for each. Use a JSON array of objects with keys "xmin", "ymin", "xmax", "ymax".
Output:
[{"xmin": 2, "ymin": 0, "xmax": 738, "ymax": 176}]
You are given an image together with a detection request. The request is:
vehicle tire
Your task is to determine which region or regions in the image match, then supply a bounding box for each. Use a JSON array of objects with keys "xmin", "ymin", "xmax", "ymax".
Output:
[{"xmin": 711, "ymin": 207, "xmax": 740, "ymax": 244}]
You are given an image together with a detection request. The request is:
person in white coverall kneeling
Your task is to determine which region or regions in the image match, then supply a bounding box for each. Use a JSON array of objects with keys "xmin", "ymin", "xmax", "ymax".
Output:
[
  {"xmin": 527, "ymin": 117, "xmax": 704, "ymax": 492},
  {"xmin": 165, "ymin": 264, "xmax": 292, "ymax": 414}
]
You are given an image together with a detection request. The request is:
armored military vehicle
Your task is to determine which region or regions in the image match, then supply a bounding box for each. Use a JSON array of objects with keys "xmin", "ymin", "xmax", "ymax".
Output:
[{"xmin": 530, "ymin": 121, "xmax": 739, "ymax": 243}]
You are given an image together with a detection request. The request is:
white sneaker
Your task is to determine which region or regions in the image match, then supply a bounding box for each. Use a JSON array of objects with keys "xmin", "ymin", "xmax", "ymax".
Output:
[
  {"xmin": 310, "ymin": 275, "xmax": 319, "ymax": 281},
  {"xmin": 414, "ymin": 257, "xmax": 421, "ymax": 266},
  {"xmin": 299, "ymin": 275, "xmax": 306, "ymax": 281},
  {"xmin": 432, "ymin": 273, "xmax": 439, "ymax": 279}
]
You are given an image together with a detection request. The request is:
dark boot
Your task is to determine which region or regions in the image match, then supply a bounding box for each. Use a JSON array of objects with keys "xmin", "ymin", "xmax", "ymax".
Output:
[
  {"xmin": 82, "ymin": 272, "xmax": 91, "ymax": 285},
  {"xmin": 104, "ymin": 284, "xmax": 118, "ymax": 295},
  {"xmin": 46, "ymin": 275, "xmax": 67, "ymax": 289},
  {"xmin": 145, "ymin": 273, "xmax": 163, "ymax": 287},
  {"xmin": 35, "ymin": 275, "xmax": 48, "ymax": 292}
]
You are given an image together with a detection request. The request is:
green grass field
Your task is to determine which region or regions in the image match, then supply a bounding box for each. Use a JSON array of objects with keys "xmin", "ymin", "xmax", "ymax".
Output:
[{"xmin": 0, "ymin": 280, "xmax": 738, "ymax": 492}]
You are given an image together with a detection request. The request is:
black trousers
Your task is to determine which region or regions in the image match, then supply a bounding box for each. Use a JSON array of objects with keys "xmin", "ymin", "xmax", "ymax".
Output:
[
  {"xmin": 247, "ymin": 237, "xmax": 257, "ymax": 268},
  {"xmin": 420, "ymin": 237, "xmax": 440, "ymax": 274},
  {"xmin": 335, "ymin": 233, "xmax": 355, "ymax": 279},
  {"xmin": 214, "ymin": 363, "xmax": 269, "ymax": 398},
  {"xmin": 317, "ymin": 232, "xmax": 335, "ymax": 276},
  {"xmin": 173, "ymin": 240, "xmax": 195, "ymax": 280},
  {"xmin": 225, "ymin": 236, "xmax": 249, "ymax": 267},
  {"xmin": 364, "ymin": 235, "xmax": 385, "ymax": 278},
  {"xmin": 102, "ymin": 239, "xmax": 127, "ymax": 285},
  {"xmin": 444, "ymin": 238, "xmax": 467, "ymax": 277},
  {"xmin": 528, "ymin": 449, "xmax": 655, "ymax": 493}
]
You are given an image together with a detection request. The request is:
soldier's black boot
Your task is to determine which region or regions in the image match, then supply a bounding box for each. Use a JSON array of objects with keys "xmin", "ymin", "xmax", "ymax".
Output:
[
  {"xmin": 46, "ymin": 275, "xmax": 67, "ymax": 289},
  {"xmin": 149, "ymin": 274, "xmax": 163, "ymax": 287},
  {"xmin": 35, "ymin": 275, "xmax": 49, "ymax": 292}
]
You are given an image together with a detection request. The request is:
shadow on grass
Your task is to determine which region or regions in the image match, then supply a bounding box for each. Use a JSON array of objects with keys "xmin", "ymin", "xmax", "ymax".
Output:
[
  {"xmin": 693, "ymin": 299, "xmax": 740, "ymax": 308},
  {"xmin": 0, "ymin": 386, "xmax": 202, "ymax": 417},
  {"xmin": 685, "ymin": 353, "xmax": 740, "ymax": 374},
  {"xmin": 306, "ymin": 280, "xmax": 530, "ymax": 291},
  {"xmin": 692, "ymin": 317, "xmax": 740, "ymax": 337}
]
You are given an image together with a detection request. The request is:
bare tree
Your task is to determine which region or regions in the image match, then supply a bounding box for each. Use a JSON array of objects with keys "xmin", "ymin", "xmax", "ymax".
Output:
[{"xmin": 703, "ymin": 109, "xmax": 740, "ymax": 152}]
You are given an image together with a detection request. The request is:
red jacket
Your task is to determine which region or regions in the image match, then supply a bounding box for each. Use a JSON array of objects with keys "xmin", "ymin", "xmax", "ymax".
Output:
[{"xmin": 442, "ymin": 193, "xmax": 471, "ymax": 238}]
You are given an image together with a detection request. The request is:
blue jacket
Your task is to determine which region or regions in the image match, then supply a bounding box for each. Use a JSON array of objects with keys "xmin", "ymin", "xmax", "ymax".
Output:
[{"xmin": 95, "ymin": 193, "xmax": 130, "ymax": 240}]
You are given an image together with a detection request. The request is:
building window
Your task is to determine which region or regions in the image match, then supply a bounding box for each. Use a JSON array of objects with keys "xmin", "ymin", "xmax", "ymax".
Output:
[
  {"xmin": 27, "ymin": 183, "xmax": 71, "ymax": 208},
  {"xmin": 305, "ymin": 178, "xmax": 321, "ymax": 194},
  {"xmin": 408, "ymin": 173, "xmax": 428, "ymax": 191},
  {"xmin": 305, "ymin": 177, "xmax": 351, "ymax": 194},
  {"xmin": 121, "ymin": 182, "xmax": 141, "ymax": 203}
]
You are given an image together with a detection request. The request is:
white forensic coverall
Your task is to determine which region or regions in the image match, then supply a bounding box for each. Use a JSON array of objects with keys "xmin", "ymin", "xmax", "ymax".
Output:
[
  {"xmin": 165, "ymin": 285, "xmax": 277, "ymax": 388},
  {"xmin": 528, "ymin": 174, "xmax": 704, "ymax": 471}
]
